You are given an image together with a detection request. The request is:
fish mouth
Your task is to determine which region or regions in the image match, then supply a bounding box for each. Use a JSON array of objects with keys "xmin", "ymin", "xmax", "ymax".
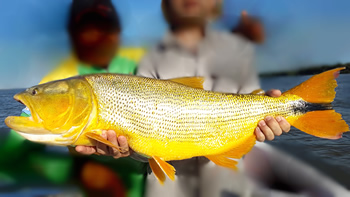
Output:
[
  {"xmin": 5, "ymin": 93, "xmax": 51, "ymax": 135},
  {"xmin": 5, "ymin": 93, "xmax": 73, "ymax": 145},
  {"xmin": 4, "ymin": 115, "xmax": 68, "ymax": 145}
]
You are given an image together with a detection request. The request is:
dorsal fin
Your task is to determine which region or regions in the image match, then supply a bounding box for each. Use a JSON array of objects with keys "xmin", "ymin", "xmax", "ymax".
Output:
[{"xmin": 169, "ymin": 77, "xmax": 204, "ymax": 89}]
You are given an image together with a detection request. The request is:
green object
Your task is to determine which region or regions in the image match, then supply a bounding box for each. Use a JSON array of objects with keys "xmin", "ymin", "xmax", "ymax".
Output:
[
  {"xmin": 28, "ymin": 153, "xmax": 74, "ymax": 185},
  {"xmin": 78, "ymin": 55, "xmax": 137, "ymax": 75}
]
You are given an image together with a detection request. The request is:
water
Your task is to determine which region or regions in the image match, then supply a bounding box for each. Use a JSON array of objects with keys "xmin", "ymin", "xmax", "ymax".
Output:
[
  {"xmin": 0, "ymin": 88, "xmax": 25, "ymax": 130},
  {"xmin": 260, "ymin": 74, "xmax": 350, "ymax": 173},
  {"xmin": 0, "ymin": 74, "xmax": 349, "ymax": 187}
]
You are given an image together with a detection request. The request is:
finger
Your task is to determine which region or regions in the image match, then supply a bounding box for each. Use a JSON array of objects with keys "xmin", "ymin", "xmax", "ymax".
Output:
[
  {"xmin": 106, "ymin": 130, "xmax": 121, "ymax": 158},
  {"xmin": 265, "ymin": 89, "xmax": 281, "ymax": 97},
  {"xmin": 255, "ymin": 127, "xmax": 265, "ymax": 142},
  {"xmin": 241, "ymin": 10, "xmax": 248, "ymax": 18},
  {"xmin": 75, "ymin": 146, "xmax": 96, "ymax": 155},
  {"xmin": 276, "ymin": 116, "xmax": 291, "ymax": 133},
  {"xmin": 96, "ymin": 131, "xmax": 109, "ymax": 155},
  {"xmin": 118, "ymin": 136, "xmax": 130, "ymax": 156},
  {"xmin": 265, "ymin": 116, "xmax": 282, "ymax": 136},
  {"xmin": 258, "ymin": 119, "xmax": 275, "ymax": 141}
]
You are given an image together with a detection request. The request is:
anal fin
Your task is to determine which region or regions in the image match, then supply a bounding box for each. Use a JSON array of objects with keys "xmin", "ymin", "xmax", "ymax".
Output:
[
  {"xmin": 85, "ymin": 132, "xmax": 121, "ymax": 151},
  {"xmin": 206, "ymin": 135, "xmax": 256, "ymax": 170}
]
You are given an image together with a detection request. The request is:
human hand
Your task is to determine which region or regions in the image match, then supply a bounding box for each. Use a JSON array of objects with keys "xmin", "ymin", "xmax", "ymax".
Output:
[
  {"xmin": 75, "ymin": 130, "xmax": 131, "ymax": 159},
  {"xmin": 255, "ymin": 89, "xmax": 291, "ymax": 142},
  {"xmin": 234, "ymin": 10, "xmax": 265, "ymax": 43}
]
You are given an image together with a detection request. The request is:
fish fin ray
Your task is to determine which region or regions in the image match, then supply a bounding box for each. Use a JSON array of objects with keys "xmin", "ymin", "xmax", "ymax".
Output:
[
  {"xmin": 152, "ymin": 156, "xmax": 176, "ymax": 181},
  {"xmin": 85, "ymin": 132, "xmax": 121, "ymax": 151},
  {"xmin": 206, "ymin": 135, "xmax": 256, "ymax": 170},
  {"xmin": 283, "ymin": 67, "xmax": 345, "ymax": 103},
  {"xmin": 250, "ymin": 89, "xmax": 265, "ymax": 95},
  {"xmin": 206, "ymin": 155, "xmax": 238, "ymax": 170},
  {"xmin": 293, "ymin": 110, "xmax": 349, "ymax": 139},
  {"xmin": 169, "ymin": 77, "xmax": 204, "ymax": 89},
  {"xmin": 221, "ymin": 135, "xmax": 256, "ymax": 159},
  {"xmin": 148, "ymin": 158, "xmax": 166, "ymax": 184}
]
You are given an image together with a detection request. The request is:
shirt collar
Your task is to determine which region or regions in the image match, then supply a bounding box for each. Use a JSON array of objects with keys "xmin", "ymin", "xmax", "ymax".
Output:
[{"xmin": 160, "ymin": 27, "xmax": 216, "ymax": 50}]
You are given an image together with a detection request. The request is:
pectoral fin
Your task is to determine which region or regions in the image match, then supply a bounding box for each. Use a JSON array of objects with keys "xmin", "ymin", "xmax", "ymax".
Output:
[
  {"xmin": 148, "ymin": 158, "xmax": 166, "ymax": 184},
  {"xmin": 85, "ymin": 132, "xmax": 121, "ymax": 151},
  {"xmin": 148, "ymin": 156, "xmax": 176, "ymax": 184}
]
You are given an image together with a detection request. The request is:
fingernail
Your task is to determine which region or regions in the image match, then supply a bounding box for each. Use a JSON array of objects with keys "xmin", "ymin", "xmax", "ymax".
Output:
[
  {"xmin": 265, "ymin": 116, "xmax": 272, "ymax": 121},
  {"xmin": 259, "ymin": 120, "xmax": 266, "ymax": 126},
  {"xmin": 102, "ymin": 132, "xmax": 107, "ymax": 138},
  {"xmin": 76, "ymin": 147, "xmax": 82, "ymax": 152},
  {"xmin": 276, "ymin": 116, "xmax": 282, "ymax": 122},
  {"xmin": 256, "ymin": 128, "xmax": 264, "ymax": 141}
]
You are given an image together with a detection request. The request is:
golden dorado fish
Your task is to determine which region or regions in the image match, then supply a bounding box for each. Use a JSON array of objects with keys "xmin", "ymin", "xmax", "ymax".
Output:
[{"xmin": 5, "ymin": 68, "xmax": 349, "ymax": 184}]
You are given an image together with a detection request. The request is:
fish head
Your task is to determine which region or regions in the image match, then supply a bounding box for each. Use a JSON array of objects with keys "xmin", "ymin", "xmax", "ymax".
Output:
[{"xmin": 5, "ymin": 77, "xmax": 94, "ymax": 145}]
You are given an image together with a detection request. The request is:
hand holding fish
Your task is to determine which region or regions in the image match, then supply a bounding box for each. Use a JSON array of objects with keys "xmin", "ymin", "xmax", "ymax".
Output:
[
  {"xmin": 75, "ymin": 130, "xmax": 131, "ymax": 159},
  {"xmin": 255, "ymin": 89, "xmax": 291, "ymax": 142}
]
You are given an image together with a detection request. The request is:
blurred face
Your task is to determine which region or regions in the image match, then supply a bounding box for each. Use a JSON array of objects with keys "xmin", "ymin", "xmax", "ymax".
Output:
[
  {"xmin": 74, "ymin": 24, "xmax": 119, "ymax": 67},
  {"xmin": 168, "ymin": 0, "xmax": 219, "ymax": 25}
]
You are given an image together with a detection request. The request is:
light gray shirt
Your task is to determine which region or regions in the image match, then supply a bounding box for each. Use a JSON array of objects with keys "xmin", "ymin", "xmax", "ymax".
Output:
[{"xmin": 137, "ymin": 29, "xmax": 260, "ymax": 94}]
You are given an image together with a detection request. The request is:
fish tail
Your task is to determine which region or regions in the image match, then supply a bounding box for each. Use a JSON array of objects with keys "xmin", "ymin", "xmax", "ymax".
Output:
[{"xmin": 283, "ymin": 67, "xmax": 349, "ymax": 139}]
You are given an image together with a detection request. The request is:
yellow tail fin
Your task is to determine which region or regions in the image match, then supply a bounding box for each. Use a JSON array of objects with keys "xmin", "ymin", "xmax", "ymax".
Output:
[
  {"xmin": 283, "ymin": 67, "xmax": 344, "ymax": 103},
  {"xmin": 293, "ymin": 110, "xmax": 348, "ymax": 139},
  {"xmin": 283, "ymin": 67, "xmax": 349, "ymax": 139}
]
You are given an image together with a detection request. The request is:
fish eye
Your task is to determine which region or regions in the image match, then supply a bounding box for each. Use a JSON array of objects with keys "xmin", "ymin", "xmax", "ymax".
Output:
[{"xmin": 32, "ymin": 88, "xmax": 38, "ymax": 95}]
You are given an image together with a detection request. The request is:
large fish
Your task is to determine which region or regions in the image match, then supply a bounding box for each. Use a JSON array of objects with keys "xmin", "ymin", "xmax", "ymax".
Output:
[{"xmin": 5, "ymin": 67, "xmax": 349, "ymax": 184}]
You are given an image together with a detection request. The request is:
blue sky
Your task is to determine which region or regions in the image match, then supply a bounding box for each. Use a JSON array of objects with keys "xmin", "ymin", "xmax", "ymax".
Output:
[{"xmin": 0, "ymin": 0, "xmax": 350, "ymax": 89}]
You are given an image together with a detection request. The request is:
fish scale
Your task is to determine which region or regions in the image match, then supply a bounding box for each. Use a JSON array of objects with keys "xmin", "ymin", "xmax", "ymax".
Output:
[{"xmin": 85, "ymin": 74, "xmax": 298, "ymax": 160}]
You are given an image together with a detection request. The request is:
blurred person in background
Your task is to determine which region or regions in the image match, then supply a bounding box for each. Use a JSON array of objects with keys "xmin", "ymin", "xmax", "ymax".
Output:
[
  {"xmin": 40, "ymin": 0, "xmax": 145, "ymax": 83},
  {"xmin": 77, "ymin": 0, "xmax": 290, "ymax": 196},
  {"xmin": 0, "ymin": 0, "xmax": 146, "ymax": 196},
  {"xmin": 136, "ymin": 0, "xmax": 290, "ymax": 196}
]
